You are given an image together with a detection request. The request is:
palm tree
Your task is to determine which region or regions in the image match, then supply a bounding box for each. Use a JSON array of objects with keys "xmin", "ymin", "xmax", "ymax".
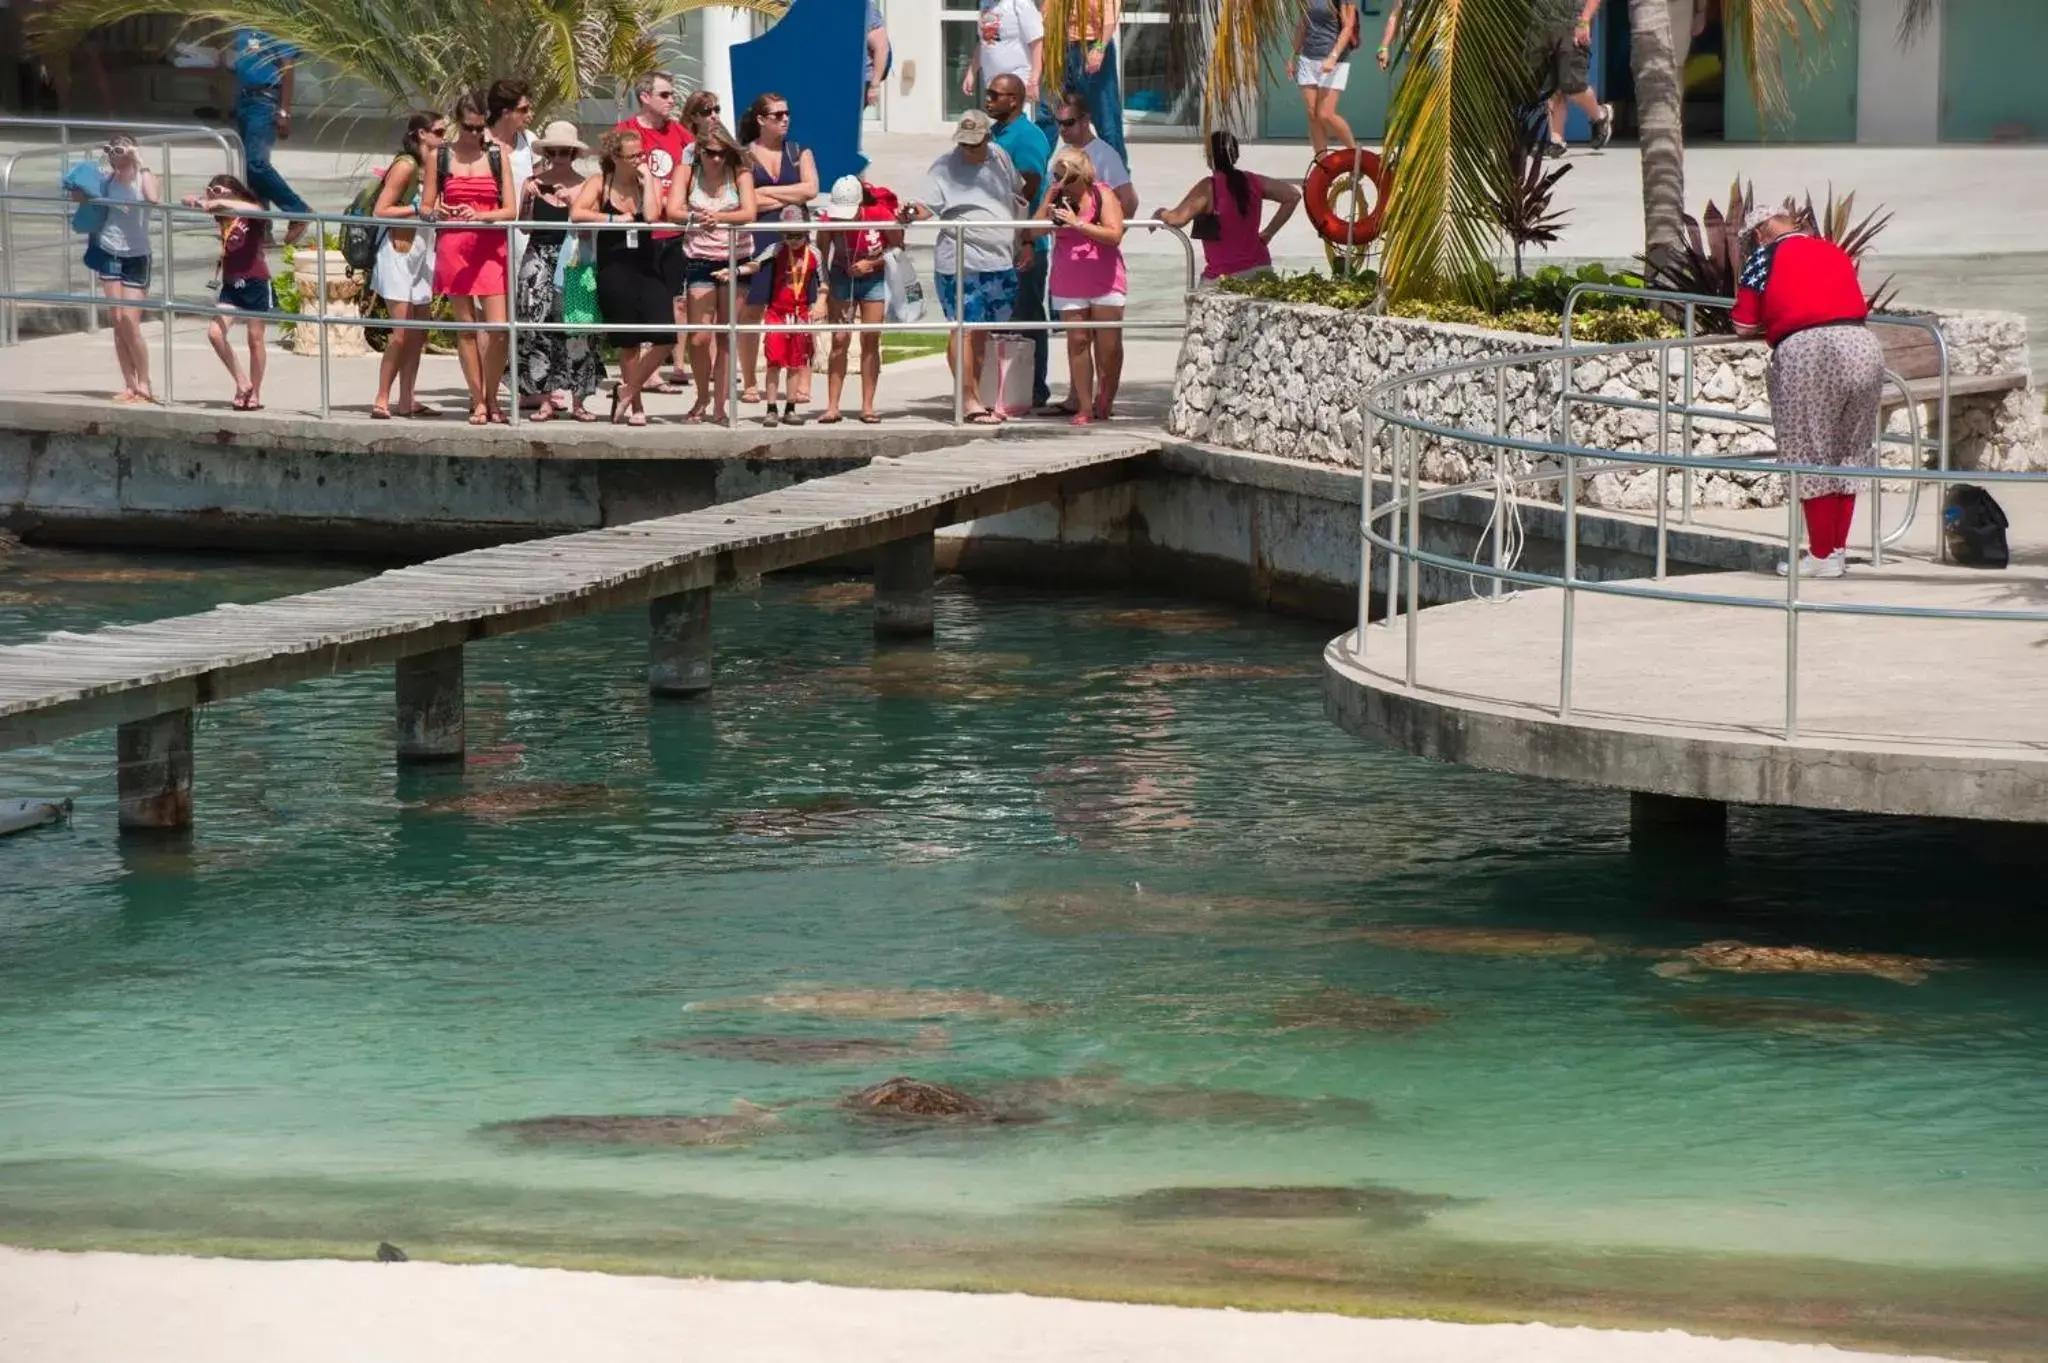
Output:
[
  {"xmin": 1631, "ymin": 0, "xmax": 1684, "ymax": 274},
  {"xmin": 28, "ymin": 0, "xmax": 786, "ymax": 118}
]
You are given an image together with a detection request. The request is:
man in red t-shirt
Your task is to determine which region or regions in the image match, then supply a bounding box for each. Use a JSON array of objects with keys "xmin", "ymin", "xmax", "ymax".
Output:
[
  {"xmin": 614, "ymin": 71, "xmax": 693, "ymax": 387},
  {"xmin": 1732, "ymin": 205, "xmax": 1884, "ymax": 579}
]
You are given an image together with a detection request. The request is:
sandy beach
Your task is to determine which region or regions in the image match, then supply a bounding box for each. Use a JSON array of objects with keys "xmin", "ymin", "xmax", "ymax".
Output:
[{"xmin": 0, "ymin": 1248, "xmax": 1974, "ymax": 1363}]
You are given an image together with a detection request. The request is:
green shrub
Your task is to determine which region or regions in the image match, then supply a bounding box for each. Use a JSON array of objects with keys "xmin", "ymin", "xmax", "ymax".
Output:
[
  {"xmin": 1216, "ymin": 263, "xmax": 1671, "ymax": 342},
  {"xmin": 1387, "ymin": 299, "xmax": 1675, "ymax": 343},
  {"xmin": 1216, "ymin": 269, "xmax": 1382, "ymax": 311}
]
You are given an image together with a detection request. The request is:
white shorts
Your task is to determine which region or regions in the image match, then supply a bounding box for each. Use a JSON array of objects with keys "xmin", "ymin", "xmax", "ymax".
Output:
[
  {"xmin": 371, "ymin": 228, "xmax": 434, "ymax": 305},
  {"xmin": 1296, "ymin": 55, "xmax": 1353, "ymax": 91},
  {"xmin": 1052, "ymin": 292, "xmax": 1127, "ymax": 313}
]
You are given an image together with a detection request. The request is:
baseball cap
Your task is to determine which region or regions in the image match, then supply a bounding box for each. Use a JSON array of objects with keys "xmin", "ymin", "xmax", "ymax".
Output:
[
  {"xmin": 953, "ymin": 110, "xmax": 993, "ymax": 145},
  {"xmin": 824, "ymin": 175, "xmax": 864, "ymax": 220}
]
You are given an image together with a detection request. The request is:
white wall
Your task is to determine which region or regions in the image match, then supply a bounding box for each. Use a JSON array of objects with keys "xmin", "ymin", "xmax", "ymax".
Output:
[
  {"xmin": 1857, "ymin": 0, "xmax": 1942, "ymax": 144},
  {"xmin": 879, "ymin": 0, "xmax": 949, "ymax": 136}
]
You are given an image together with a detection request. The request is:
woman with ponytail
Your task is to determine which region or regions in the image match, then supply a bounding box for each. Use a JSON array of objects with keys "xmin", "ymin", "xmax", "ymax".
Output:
[{"xmin": 1153, "ymin": 131, "xmax": 1300, "ymax": 283}]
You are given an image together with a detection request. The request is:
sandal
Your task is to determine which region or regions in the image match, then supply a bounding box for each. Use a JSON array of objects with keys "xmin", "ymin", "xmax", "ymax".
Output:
[
  {"xmin": 859, "ymin": 412, "xmax": 882, "ymax": 425},
  {"xmin": 468, "ymin": 407, "xmax": 490, "ymax": 426},
  {"xmin": 369, "ymin": 403, "xmax": 392, "ymax": 420},
  {"xmin": 402, "ymin": 402, "xmax": 440, "ymax": 419},
  {"xmin": 1068, "ymin": 413, "xmax": 1093, "ymax": 427},
  {"xmin": 571, "ymin": 406, "xmax": 598, "ymax": 423},
  {"xmin": 967, "ymin": 409, "xmax": 1004, "ymax": 426},
  {"xmin": 645, "ymin": 379, "xmax": 683, "ymax": 395},
  {"xmin": 817, "ymin": 412, "xmax": 844, "ymax": 425},
  {"xmin": 627, "ymin": 411, "xmax": 648, "ymax": 427},
  {"xmin": 740, "ymin": 387, "xmax": 763, "ymax": 404},
  {"xmin": 487, "ymin": 410, "xmax": 509, "ymax": 425},
  {"xmin": 528, "ymin": 400, "xmax": 556, "ymax": 423}
]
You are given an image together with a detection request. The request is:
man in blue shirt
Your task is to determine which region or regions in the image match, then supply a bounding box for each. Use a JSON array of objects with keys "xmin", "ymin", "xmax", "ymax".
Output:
[
  {"xmin": 985, "ymin": 72, "xmax": 1052, "ymax": 412},
  {"xmin": 224, "ymin": 29, "xmax": 309, "ymax": 243},
  {"xmin": 863, "ymin": 0, "xmax": 891, "ymax": 108}
]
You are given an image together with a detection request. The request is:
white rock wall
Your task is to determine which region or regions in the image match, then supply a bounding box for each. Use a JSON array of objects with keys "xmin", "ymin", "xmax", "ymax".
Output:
[{"xmin": 1167, "ymin": 295, "xmax": 2041, "ymax": 511}]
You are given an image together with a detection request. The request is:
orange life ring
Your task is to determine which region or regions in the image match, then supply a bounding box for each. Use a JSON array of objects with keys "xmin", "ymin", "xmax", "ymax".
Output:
[{"xmin": 1303, "ymin": 148, "xmax": 1386, "ymax": 248}]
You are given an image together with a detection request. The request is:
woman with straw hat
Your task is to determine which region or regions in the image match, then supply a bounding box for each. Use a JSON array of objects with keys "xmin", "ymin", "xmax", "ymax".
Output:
[{"xmin": 517, "ymin": 119, "xmax": 602, "ymax": 421}]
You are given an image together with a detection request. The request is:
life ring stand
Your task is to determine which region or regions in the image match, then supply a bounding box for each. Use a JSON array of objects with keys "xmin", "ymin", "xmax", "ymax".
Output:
[{"xmin": 1303, "ymin": 147, "xmax": 1386, "ymax": 249}]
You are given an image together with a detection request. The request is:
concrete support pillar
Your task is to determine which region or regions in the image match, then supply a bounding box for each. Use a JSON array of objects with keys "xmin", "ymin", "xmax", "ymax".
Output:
[
  {"xmin": 117, "ymin": 708, "xmax": 193, "ymax": 830},
  {"xmin": 1629, "ymin": 791, "xmax": 1726, "ymax": 847},
  {"xmin": 396, "ymin": 645, "xmax": 465, "ymax": 762},
  {"xmin": 874, "ymin": 532, "xmax": 935, "ymax": 638},
  {"xmin": 649, "ymin": 588, "xmax": 714, "ymax": 696}
]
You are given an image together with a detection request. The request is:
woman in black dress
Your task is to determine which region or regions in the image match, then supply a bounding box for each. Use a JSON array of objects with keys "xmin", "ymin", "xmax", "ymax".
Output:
[
  {"xmin": 517, "ymin": 120, "xmax": 602, "ymax": 420},
  {"xmin": 571, "ymin": 127, "xmax": 672, "ymax": 425}
]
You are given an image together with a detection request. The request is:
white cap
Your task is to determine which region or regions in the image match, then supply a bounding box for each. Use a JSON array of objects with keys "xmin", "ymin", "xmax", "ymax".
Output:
[{"xmin": 824, "ymin": 175, "xmax": 864, "ymax": 220}]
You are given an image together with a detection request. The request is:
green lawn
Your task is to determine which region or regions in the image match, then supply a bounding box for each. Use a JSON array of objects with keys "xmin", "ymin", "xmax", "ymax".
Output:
[{"xmin": 880, "ymin": 331, "xmax": 951, "ymax": 365}]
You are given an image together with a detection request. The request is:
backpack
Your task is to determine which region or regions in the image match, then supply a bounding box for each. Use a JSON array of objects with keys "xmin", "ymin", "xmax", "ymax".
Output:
[
  {"xmin": 338, "ymin": 156, "xmax": 407, "ymax": 270},
  {"xmin": 1943, "ymin": 484, "xmax": 2010, "ymax": 569},
  {"xmin": 439, "ymin": 141, "xmax": 506, "ymax": 199}
]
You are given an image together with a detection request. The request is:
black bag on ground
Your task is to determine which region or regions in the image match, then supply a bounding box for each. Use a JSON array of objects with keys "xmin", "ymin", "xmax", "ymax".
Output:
[{"xmin": 1943, "ymin": 484, "xmax": 2010, "ymax": 569}]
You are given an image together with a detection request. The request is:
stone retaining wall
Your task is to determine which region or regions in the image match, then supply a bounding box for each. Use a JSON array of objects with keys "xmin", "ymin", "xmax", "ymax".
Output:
[{"xmin": 1167, "ymin": 294, "xmax": 2041, "ymax": 511}]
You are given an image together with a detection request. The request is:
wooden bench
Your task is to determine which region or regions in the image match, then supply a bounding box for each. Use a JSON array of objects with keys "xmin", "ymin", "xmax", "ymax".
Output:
[{"xmin": 1869, "ymin": 321, "xmax": 2029, "ymax": 408}]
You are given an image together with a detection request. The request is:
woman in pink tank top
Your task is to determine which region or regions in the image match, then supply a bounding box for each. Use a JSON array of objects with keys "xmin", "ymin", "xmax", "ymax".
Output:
[
  {"xmin": 1043, "ymin": 146, "xmax": 1128, "ymax": 425},
  {"xmin": 1157, "ymin": 131, "xmax": 1302, "ymax": 282}
]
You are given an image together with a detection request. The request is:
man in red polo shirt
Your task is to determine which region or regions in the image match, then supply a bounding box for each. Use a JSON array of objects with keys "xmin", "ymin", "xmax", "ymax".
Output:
[
  {"xmin": 615, "ymin": 71, "xmax": 693, "ymax": 389},
  {"xmin": 1732, "ymin": 205, "xmax": 1883, "ymax": 579}
]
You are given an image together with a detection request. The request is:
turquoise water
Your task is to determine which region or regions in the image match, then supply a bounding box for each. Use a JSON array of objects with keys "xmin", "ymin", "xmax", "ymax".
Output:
[{"xmin": 3, "ymin": 548, "xmax": 2048, "ymax": 1354}]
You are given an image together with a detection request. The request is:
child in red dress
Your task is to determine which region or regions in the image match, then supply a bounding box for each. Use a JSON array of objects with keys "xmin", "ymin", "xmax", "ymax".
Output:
[{"xmin": 761, "ymin": 206, "xmax": 824, "ymax": 427}]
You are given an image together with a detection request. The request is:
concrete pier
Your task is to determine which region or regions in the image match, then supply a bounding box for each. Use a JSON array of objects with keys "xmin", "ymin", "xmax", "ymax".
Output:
[
  {"xmin": 649, "ymin": 589, "xmax": 714, "ymax": 696},
  {"xmin": 874, "ymin": 533, "xmax": 936, "ymax": 637},
  {"xmin": 116, "ymin": 709, "xmax": 193, "ymax": 830},
  {"xmin": 395, "ymin": 646, "xmax": 465, "ymax": 762}
]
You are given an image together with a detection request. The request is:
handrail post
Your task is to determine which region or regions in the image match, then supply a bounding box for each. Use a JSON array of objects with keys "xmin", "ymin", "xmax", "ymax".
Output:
[
  {"xmin": 0, "ymin": 188, "xmax": 13, "ymax": 345},
  {"xmin": 1355, "ymin": 405, "xmax": 1375, "ymax": 655},
  {"xmin": 1404, "ymin": 417, "xmax": 1421, "ymax": 688},
  {"xmin": 1560, "ymin": 452, "xmax": 1577, "ymax": 720},
  {"xmin": 1655, "ymin": 339, "xmax": 1670, "ymax": 580},
  {"xmin": 1492, "ymin": 365, "xmax": 1507, "ymax": 599},
  {"xmin": 1383, "ymin": 403, "xmax": 1401, "ymax": 629},
  {"xmin": 159, "ymin": 201, "xmax": 174, "ymax": 404},
  {"xmin": 724, "ymin": 225, "xmax": 739, "ymax": 430},
  {"xmin": 952, "ymin": 224, "xmax": 966, "ymax": 427},
  {"xmin": 1785, "ymin": 470, "xmax": 1800, "ymax": 740},
  {"xmin": 1681, "ymin": 304, "xmax": 1696, "ymax": 524},
  {"xmin": 507, "ymin": 221, "xmax": 523, "ymax": 430},
  {"xmin": 1934, "ymin": 326, "xmax": 1953, "ymax": 564},
  {"xmin": 315, "ymin": 237, "xmax": 331, "ymax": 419}
]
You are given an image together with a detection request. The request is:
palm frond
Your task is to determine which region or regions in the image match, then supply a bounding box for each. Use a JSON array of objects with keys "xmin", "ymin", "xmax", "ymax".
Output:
[
  {"xmin": 1721, "ymin": 0, "xmax": 1835, "ymax": 129},
  {"xmin": 1896, "ymin": 0, "xmax": 1935, "ymax": 45},
  {"xmin": 1380, "ymin": 0, "xmax": 1535, "ymax": 302}
]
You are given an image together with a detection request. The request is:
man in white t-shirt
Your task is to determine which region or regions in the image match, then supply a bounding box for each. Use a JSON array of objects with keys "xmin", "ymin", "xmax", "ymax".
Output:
[
  {"xmin": 1054, "ymin": 91, "xmax": 1136, "ymax": 216},
  {"xmin": 963, "ymin": 0, "xmax": 1044, "ymax": 106}
]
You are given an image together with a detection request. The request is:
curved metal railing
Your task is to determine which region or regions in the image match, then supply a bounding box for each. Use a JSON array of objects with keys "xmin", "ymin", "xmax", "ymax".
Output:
[{"xmin": 1346, "ymin": 314, "xmax": 2041, "ymax": 743}]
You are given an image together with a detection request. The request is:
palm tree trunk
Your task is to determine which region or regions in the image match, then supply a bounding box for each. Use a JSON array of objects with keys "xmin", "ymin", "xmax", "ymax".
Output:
[{"xmin": 1630, "ymin": 0, "xmax": 1686, "ymax": 274}]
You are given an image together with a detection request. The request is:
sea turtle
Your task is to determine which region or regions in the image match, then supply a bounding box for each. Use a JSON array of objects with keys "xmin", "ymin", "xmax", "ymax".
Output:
[
  {"xmin": 1350, "ymin": 925, "xmax": 1613, "ymax": 959},
  {"xmin": 839, "ymin": 1076, "xmax": 1037, "ymax": 1123},
  {"xmin": 413, "ymin": 782, "xmax": 612, "ymax": 821},
  {"xmin": 722, "ymin": 796, "xmax": 878, "ymax": 840},
  {"xmin": 996, "ymin": 886, "xmax": 1329, "ymax": 938},
  {"xmin": 657, "ymin": 1027, "xmax": 950, "ymax": 1065},
  {"xmin": 684, "ymin": 988, "xmax": 1057, "ymax": 1021},
  {"xmin": 1663, "ymin": 997, "xmax": 1887, "ymax": 1038},
  {"xmin": 481, "ymin": 1100, "xmax": 779, "ymax": 1148},
  {"xmin": 1071, "ymin": 1183, "xmax": 1466, "ymax": 1228},
  {"xmin": 1269, "ymin": 989, "xmax": 1448, "ymax": 1033},
  {"xmin": 1113, "ymin": 662, "xmax": 1313, "ymax": 688},
  {"xmin": 1076, "ymin": 607, "xmax": 1242, "ymax": 633},
  {"xmin": 798, "ymin": 581, "xmax": 874, "ymax": 609},
  {"xmin": 1650, "ymin": 940, "xmax": 1944, "ymax": 986}
]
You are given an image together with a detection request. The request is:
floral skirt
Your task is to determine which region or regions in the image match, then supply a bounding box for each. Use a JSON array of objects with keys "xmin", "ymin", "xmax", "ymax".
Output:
[{"xmin": 515, "ymin": 240, "xmax": 601, "ymax": 401}]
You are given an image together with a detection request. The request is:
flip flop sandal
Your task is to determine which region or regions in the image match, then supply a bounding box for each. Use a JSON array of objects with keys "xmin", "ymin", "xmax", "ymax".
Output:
[
  {"xmin": 859, "ymin": 412, "xmax": 882, "ymax": 424},
  {"xmin": 967, "ymin": 410, "xmax": 1005, "ymax": 425},
  {"xmin": 404, "ymin": 403, "xmax": 441, "ymax": 418},
  {"xmin": 369, "ymin": 405, "xmax": 393, "ymax": 420},
  {"xmin": 571, "ymin": 407, "xmax": 599, "ymax": 423},
  {"xmin": 817, "ymin": 413, "xmax": 844, "ymax": 425}
]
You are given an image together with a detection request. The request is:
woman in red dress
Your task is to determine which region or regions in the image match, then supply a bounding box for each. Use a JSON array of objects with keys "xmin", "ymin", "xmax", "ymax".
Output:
[{"xmin": 424, "ymin": 91, "xmax": 519, "ymax": 424}]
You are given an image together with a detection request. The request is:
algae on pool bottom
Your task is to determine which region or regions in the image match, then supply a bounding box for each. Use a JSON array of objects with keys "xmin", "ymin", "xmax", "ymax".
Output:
[{"xmin": 2, "ymin": 554, "xmax": 2047, "ymax": 1358}]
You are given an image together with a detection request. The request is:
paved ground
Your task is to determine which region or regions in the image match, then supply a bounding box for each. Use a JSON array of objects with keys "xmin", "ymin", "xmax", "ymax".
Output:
[{"xmin": 0, "ymin": 1250, "xmax": 1969, "ymax": 1363}]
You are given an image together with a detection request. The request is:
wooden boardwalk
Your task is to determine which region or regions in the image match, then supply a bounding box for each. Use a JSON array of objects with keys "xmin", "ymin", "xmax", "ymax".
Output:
[{"xmin": 0, "ymin": 432, "xmax": 1154, "ymax": 824}]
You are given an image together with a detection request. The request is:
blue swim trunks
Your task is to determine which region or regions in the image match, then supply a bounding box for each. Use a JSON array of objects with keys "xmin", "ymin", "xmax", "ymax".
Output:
[{"xmin": 934, "ymin": 268, "xmax": 1018, "ymax": 325}]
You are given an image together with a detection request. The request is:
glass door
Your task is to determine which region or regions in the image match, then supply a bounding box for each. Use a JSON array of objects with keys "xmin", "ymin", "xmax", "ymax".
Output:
[{"xmin": 1118, "ymin": 0, "xmax": 1197, "ymax": 131}]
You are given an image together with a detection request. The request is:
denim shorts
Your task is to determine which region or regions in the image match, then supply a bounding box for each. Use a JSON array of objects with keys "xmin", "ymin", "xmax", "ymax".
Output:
[
  {"xmin": 219, "ymin": 277, "xmax": 275, "ymax": 313},
  {"xmin": 829, "ymin": 268, "xmax": 888, "ymax": 305},
  {"xmin": 84, "ymin": 242, "xmax": 150, "ymax": 290},
  {"xmin": 935, "ymin": 269, "xmax": 1018, "ymax": 325},
  {"xmin": 678, "ymin": 254, "xmax": 732, "ymax": 293}
]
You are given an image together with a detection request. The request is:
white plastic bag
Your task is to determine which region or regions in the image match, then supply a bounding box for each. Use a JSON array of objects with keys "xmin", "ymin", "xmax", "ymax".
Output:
[{"xmin": 884, "ymin": 248, "xmax": 926, "ymax": 324}]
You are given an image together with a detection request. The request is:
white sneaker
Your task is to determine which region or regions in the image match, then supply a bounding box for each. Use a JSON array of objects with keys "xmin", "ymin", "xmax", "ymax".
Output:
[{"xmin": 1776, "ymin": 551, "xmax": 1846, "ymax": 579}]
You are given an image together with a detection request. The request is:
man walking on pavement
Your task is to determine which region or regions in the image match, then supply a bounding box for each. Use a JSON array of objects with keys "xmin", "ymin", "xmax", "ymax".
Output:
[
  {"xmin": 223, "ymin": 29, "xmax": 309, "ymax": 244},
  {"xmin": 1533, "ymin": 0, "xmax": 1613, "ymax": 157},
  {"xmin": 985, "ymin": 73, "xmax": 1053, "ymax": 414}
]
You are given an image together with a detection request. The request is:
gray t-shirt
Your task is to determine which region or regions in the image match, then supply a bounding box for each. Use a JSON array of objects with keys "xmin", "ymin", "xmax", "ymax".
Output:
[
  {"xmin": 919, "ymin": 145, "xmax": 1023, "ymax": 275},
  {"xmin": 1301, "ymin": 0, "xmax": 1354, "ymax": 62}
]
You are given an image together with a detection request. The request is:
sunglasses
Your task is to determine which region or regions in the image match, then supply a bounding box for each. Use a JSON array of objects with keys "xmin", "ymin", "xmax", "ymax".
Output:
[
  {"xmin": 460, "ymin": 121, "xmax": 488, "ymax": 133},
  {"xmin": 649, "ymin": 91, "xmax": 675, "ymax": 101},
  {"xmin": 514, "ymin": 103, "xmax": 533, "ymax": 114},
  {"xmin": 544, "ymin": 149, "xmax": 576, "ymax": 158},
  {"xmin": 762, "ymin": 109, "xmax": 790, "ymax": 120},
  {"xmin": 1056, "ymin": 117, "xmax": 1080, "ymax": 128},
  {"xmin": 428, "ymin": 125, "xmax": 449, "ymax": 137}
]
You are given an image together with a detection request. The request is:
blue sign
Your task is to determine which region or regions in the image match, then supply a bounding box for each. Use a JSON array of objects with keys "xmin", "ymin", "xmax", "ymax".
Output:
[{"xmin": 730, "ymin": 0, "xmax": 870, "ymax": 187}]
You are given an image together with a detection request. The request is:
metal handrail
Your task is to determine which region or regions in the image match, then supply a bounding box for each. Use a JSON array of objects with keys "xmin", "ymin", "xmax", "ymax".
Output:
[
  {"xmin": 1, "ymin": 119, "xmax": 244, "ymax": 345},
  {"xmin": 0, "ymin": 192, "xmax": 1199, "ymax": 428},
  {"xmin": 1351, "ymin": 320, "xmax": 2037, "ymax": 744}
]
